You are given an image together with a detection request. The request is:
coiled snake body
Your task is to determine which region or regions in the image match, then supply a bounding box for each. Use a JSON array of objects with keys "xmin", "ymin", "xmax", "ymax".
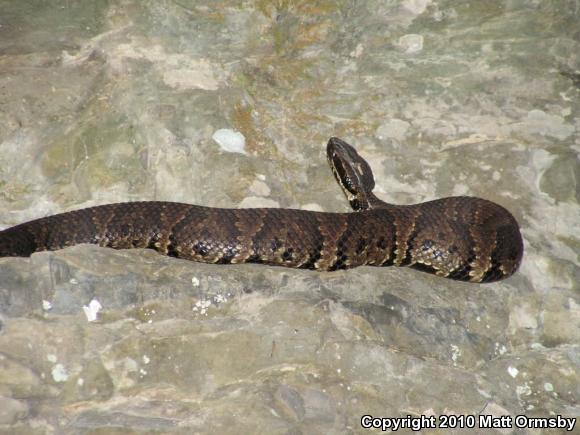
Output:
[{"xmin": 0, "ymin": 138, "xmax": 523, "ymax": 282}]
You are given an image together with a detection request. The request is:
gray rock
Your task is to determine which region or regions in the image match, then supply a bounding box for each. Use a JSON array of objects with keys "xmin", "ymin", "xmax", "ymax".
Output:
[
  {"xmin": 0, "ymin": 1, "xmax": 578, "ymax": 433},
  {"xmin": 0, "ymin": 396, "xmax": 29, "ymax": 425}
]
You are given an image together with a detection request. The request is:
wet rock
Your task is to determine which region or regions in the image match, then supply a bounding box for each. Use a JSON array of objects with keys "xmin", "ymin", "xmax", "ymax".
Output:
[{"xmin": 0, "ymin": 0, "xmax": 578, "ymax": 433}]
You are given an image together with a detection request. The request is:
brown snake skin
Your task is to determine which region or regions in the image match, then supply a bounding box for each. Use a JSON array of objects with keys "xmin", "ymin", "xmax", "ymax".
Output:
[{"xmin": 0, "ymin": 138, "xmax": 523, "ymax": 282}]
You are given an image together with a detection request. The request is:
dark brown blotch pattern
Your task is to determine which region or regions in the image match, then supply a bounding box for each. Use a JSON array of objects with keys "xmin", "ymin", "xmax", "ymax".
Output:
[{"xmin": 0, "ymin": 195, "xmax": 523, "ymax": 283}]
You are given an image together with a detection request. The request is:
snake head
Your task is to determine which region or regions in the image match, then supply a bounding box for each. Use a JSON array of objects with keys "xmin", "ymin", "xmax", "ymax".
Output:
[{"xmin": 327, "ymin": 137, "xmax": 377, "ymax": 210}]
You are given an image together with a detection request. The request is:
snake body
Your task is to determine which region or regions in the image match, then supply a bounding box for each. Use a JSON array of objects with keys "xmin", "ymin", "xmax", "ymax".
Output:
[{"xmin": 0, "ymin": 138, "xmax": 523, "ymax": 282}]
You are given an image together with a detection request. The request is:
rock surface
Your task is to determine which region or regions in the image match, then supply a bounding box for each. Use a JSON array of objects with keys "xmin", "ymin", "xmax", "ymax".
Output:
[{"xmin": 0, "ymin": 1, "xmax": 578, "ymax": 434}]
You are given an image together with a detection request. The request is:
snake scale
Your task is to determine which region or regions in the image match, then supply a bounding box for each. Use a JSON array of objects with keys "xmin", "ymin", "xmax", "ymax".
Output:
[{"xmin": 0, "ymin": 138, "xmax": 523, "ymax": 282}]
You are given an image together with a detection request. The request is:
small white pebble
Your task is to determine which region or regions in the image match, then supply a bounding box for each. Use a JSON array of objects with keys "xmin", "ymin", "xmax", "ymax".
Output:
[
  {"xmin": 212, "ymin": 128, "xmax": 246, "ymax": 154},
  {"xmin": 77, "ymin": 378, "xmax": 84, "ymax": 387},
  {"xmin": 508, "ymin": 366, "xmax": 519, "ymax": 378},
  {"xmin": 51, "ymin": 363, "xmax": 68, "ymax": 382},
  {"xmin": 143, "ymin": 355, "xmax": 150, "ymax": 364},
  {"xmin": 42, "ymin": 300, "xmax": 53, "ymax": 311},
  {"xmin": 47, "ymin": 354, "xmax": 57, "ymax": 363},
  {"xmin": 191, "ymin": 277, "xmax": 200, "ymax": 287},
  {"xmin": 544, "ymin": 382, "xmax": 554, "ymax": 392},
  {"xmin": 82, "ymin": 299, "xmax": 102, "ymax": 322}
]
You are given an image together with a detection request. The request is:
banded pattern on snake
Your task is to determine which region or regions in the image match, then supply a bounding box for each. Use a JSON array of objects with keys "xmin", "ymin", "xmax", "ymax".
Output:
[{"xmin": 0, "ymin": 138, "xmax": 523, "ymax": 282}]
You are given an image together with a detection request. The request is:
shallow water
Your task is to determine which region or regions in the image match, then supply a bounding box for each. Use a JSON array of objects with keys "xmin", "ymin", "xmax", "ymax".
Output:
[{"xmin": 0, "ymin": 1, "xmax": 578, "ymax": 433}]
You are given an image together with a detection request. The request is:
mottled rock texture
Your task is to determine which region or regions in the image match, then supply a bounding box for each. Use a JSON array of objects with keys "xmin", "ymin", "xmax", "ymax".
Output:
[{"xmin": 0, "ymin": 1, "xmax": 578, "ymax": 433}]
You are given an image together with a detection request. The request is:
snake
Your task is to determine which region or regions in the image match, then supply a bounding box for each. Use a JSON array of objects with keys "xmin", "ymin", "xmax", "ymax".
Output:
[{"xmin": 0, "ymin": 137, "xmax": 523, "ymax": 283}]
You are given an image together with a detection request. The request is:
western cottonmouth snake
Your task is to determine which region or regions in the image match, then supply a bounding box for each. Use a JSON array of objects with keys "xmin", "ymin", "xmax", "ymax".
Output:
[{"xmin": 0, "ymin": 138, "xmax": 523, "ymax": 282}]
